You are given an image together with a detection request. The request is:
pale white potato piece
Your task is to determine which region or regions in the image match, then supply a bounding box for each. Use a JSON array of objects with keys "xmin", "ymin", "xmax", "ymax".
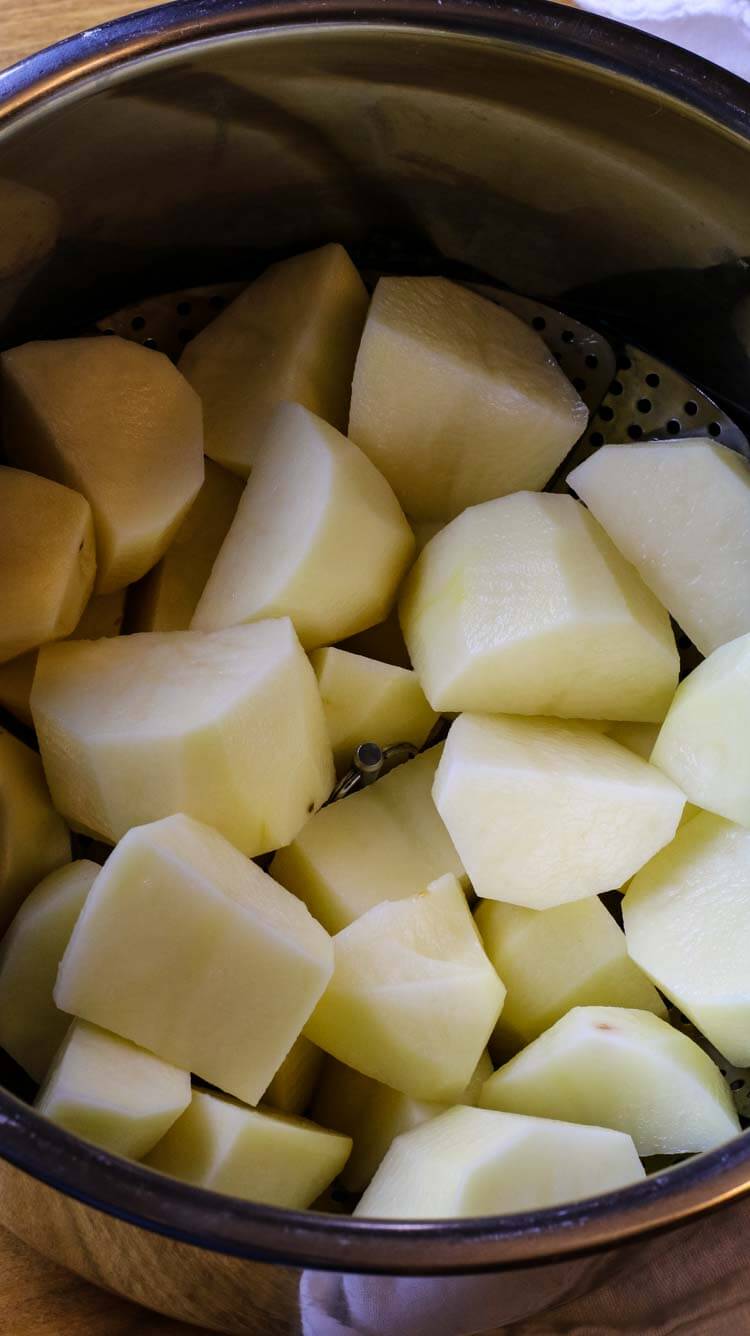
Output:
[
  {"xmin": 0, "ymin": 589, "xmax": 125, "ymax": 727},
  {"xmin": 475, "ymin": 897, "xmax": 666, "ymax": 1057},
  {"xmin": 0, "ymin": 860, "xmax": 98, "ymax": 1081},
  {"xmin": 310, "ymin": 647, "xmax": 438, "ymax": 774},
  {"xmin": 651, "ymin": 633, "xmax": 750, "ymax": 828},
  {"xmin": 2, "ymin": 336, "xmax": 204, "ymax": 593},
  {"xmin": 180, "ymin": 244, "xmax": 368, "ymax": 475},
  {"xmin": 312, "ymin": 1051, "xmax": 492, "ymax": 1193},
  {"xmin": 355, "ymin": 1106, "xmax": 644, "ymax": 1220},
  {"xmin": 605, "ymin": 723, "xmax": 700, "ymax": 830},
  {"xmin": 146, "ymin": 1090, "xmax": 351, "ymax": 1208},
  {"xmin": 271, "ymin": 746, "xmax": 466, "ymax": 933},
  {"xmin": 349, "ymin": 277, "xmax": 587, "ymax": 521},
  {"xmin": 399, "ymin": 493, "xmax": 678, "ymax": 719},
  {"xmin": 0, "ymin": 467, "xmax": 95, "ymax": 664},
  {"xmin": 31, "ymin": 618, "xmax": 333, "ymax": 856},
  {"xmin": 304, "ymin": 875, "xmax": 504, "ymax": 1101},
  {"xmin": 624, "ymin": 813, "xmax": 750, "ymax": 1066},
  {"xmin": 128, "ymin": 460, "xmax": 243, "ymax": 632},
  {"xmin": 37, "ymin": 1020, "xmax": 191, "ymax": 1159},
  {"xmin": 568, "ymin": 440, "xmax": 750, "ymax": 656},
  {"xmin": 0, "ymin": 728, "xmax": 70, "ymax": 935},
  {"xmin": 433, "ymin": 714, "xmax": 684, "ymax": 908},
  {"xmin": 192, "ymin": 404, "xmax": 415, "ymax": 649},
  {"xmin": 481, "ymin": 1006, "xmax": 739, "ymax": 1155},
  {"xmin": 263, "ymin": 1036, "xmax": 324, "ymax": 1117},
  {"xmin": 55, "ymin": 814, "xmax": 333, "ymax": 1105}
]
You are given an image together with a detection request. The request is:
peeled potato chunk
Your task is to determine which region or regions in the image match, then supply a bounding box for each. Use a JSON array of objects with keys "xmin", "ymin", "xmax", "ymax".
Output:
[
  {"xmin": 355, "ymin": 1105, "xmax": 644, "ymax": 1220},
  {"xmin": 146, "ymin": 1090, "xmax": 351, "ymax": 1208},
  {"xmin": 128, "ymin": 460, "xmax": 243, "ymax": 632},
  {"xmin": 311, "ymin": 647, "xmax": 438, "ymax": 775},
  {"xmin": 0, "ymin": 728, "xmax": 70, "ymax": 935},
  {"xmin": 400, "ymin": 492, "xmax": 678, "ymax": 719},
  {"xmin": 476, "ymin": 897, "xmax": 666, "ymax": 1058},
  {"xmin": 180, "ymin": 243, "xmax": 368, "ymax": 476},
  {"xmin": 271, "ymin": 745, "xmax": 466, "ymax": 933},
  {"xmin": 192, "ymin": 403, "xmax": 415, "ymax": 649},
  {"xmin": 0, "ymin": 466, "xmax": 95, "ymax": 664},
  {"xmin": 2, "ymin": 336, "xmax": 204, "ymax": 593},
  {"xmin": 481, "ymin": 1006, "xmax": 739, "ymax": 1155},
  {"xmin": 31, "ymin": 618, "xmax": 333, "ymax": 856},
  {"xmin": 434, "ymin": 714, "xmax": 684, "ymax": 908},
  {"xmin": 263, "ymin": 1036, "xmax": 324, "ymax": 1117},
  {"xmin": 0, "ymin": 589, "xmax": 125, "ymax": 728},
  {"xmin": 651, "ymin": 632, "xmax": 750, "ymax": 828},
  {"xmin": 0, "ymin": 860, "xmax": 98, "ymax": 1081},
  {"xmin": 55, "ymin": 814, "xmax": 333, "ymax": 1105},
  {"xmin": 568, "ymin": 440, "xmax": 750, "ymax": 656},
  {"xmin": 624, "ymin": 813, "xmax": 750, "ymax": 1066},
  {"xmin": 312, "ymin": 1051, "xmax": 492, "ymax": 1193},
  {"xmin": 304, "ymin": 875, "xmax": 505, "ymax": 1101},
  {"xmin": 36, "ymin": 1020, "xmax": 191, "ymax": 1158},
  {"xmin": 348, "ymin": 277, "xmax": 587, "ymax": 522}
]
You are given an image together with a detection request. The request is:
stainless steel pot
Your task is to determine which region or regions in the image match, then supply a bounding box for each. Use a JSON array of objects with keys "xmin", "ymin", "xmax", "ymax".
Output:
[{"xmin": 0, "ymin": 3, "xmax": 749, "ymax": 1331}]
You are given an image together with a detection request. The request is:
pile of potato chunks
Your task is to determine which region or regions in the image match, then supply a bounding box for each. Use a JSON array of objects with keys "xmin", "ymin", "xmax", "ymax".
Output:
[{"xmin": 1, "ymin": 243, "xmax": 750, "ymax": 1221}]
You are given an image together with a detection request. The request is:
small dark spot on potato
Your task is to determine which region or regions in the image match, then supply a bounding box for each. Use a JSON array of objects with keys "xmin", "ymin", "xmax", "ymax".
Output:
[{"xmin": 307, "ymin": 801, "xmax": 316, "ymax": 814}]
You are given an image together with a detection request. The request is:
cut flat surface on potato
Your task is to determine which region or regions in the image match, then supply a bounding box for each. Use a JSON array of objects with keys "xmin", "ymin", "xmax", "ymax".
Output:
[
  {"xmin": 263, "ymin": 1036, "xmax": 324, "ymax": 1117},
  {"xmin": 355, "ymin": 1105, "xmax": 644, "ymax": 1220},
  {"xmin": 400, "ymin": 492, "xmax": 678, "ymax": 719},
  {"xmin": 0, "ymin": 860, "xmax": 98, "ymax": 1081},
  {"xmin": 349, "ymin": 277, "xmax": 587, "ymax": 522},
  {"xmin": 475, "ymin": 897, "xmax": 666, "ymax": 1057},
  {"xmin": 304, "ymin": 874, "xmax": 504, "ymax": 1102},
  {"xmin": 624, "ymin": 813, "xmax": 750, "ymax": 1066},
  {"xmin": 0, "ymin": 728, "xmax": 70, "ymax": 936},
  {"xmin": 192, "ymin": 403, "xmax": 415, "ymax": 649},
  {"xmin": 272, "ymin": 745, "xmax": 466, "ymax": 933},
  {"xmin": 2, "ymin": 336, "xmax": 204, "ymax": 593},
  {"xmin": 31, "ymin": 618, "xmax": 333, "ymax": 857},
  {"xmin": 0, "ymin": 589, "xmax": 126, "ymax": 728},
  {"xmin": 180, "ymin": 243, "xmax": 368, "ymax": 476},
  {"xmin": 146, "ymin": 1090, "xmax": 351, "ymax": 1208},
  {"xmin": 312, "ymin": 1051, "xmax": 492, "ymax": 1193},
  {"xmin": 55, "ymin": 814, "xmax": 333, "ymax": 1105},
  {"xmin": 568, "ymin": 440, "xmax": 750, "ymax": 656},
  {"xmin": 128, "ymin": 460, "xmax": 243, "ymax": 632},
  {"xmin": 37, "ymin": 1020, "xmax": 191, "ymax": 1159},
  {"xmin": 0, "ymin": 466, "xmax": 95, "ymax": 664},
  {"xmin": 311, "ymin": 647, "xmax": 438, "ymax": 775},
  {"xmin": 434, "ymin": 714, "xmax": 684, "ymax": 908},
  {"xmin": 481, "ymin": 1006, "xmax": 739, "ymax": 1155},
  {"xmin": 651, "ymin": 632, "xmax": 750, "ymax": 828}
]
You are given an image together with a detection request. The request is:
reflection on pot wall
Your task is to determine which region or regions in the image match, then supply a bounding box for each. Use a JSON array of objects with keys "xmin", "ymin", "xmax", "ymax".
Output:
[{"xmin": 0, "ymin": 26, "xmax": 747, "ymax": 416}]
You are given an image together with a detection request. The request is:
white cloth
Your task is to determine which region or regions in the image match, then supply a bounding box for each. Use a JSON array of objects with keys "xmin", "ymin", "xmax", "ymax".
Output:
[{"xmin": 575, "ymin": 0, "xmax": 750, "ymax": 80}]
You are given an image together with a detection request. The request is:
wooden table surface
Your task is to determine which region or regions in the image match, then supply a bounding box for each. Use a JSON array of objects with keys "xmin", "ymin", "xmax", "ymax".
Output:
[{"xmin": 0, "ymin": 0, "xmax": 164, "ymax": 69}]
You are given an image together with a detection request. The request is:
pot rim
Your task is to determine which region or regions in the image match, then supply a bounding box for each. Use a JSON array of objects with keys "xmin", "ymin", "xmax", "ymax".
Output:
[{"xmin": 1, "ymin": 0, "xmax": 750, "ymax": 1274}]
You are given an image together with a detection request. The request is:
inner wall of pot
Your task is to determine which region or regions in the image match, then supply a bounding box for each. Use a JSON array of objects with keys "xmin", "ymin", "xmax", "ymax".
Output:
[{"xmin": 0, "ymin": 23, "xmax": 747, "ymax": 414}]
